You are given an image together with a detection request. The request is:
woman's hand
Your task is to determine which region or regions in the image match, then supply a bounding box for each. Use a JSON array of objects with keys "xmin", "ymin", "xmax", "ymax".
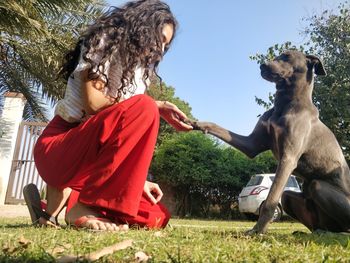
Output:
[
  {"xmin": 156, "ymin": 101, "xmax": 193, "ymax": 131},
  {"xmin": 143, "ymin": 181, "xmax": 163, "ymax": 205}
]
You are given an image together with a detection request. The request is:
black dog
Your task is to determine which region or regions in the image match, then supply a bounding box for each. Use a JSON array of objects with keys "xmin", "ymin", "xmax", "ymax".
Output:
[{"xmin": 191, "ymin": 50, "xmax": 350, "ymax": 234}]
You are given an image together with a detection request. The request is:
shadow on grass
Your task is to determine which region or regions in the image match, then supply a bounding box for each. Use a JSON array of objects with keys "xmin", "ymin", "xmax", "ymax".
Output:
[
  {"xmin": 0, "ymin": 256, "xmax": 55, "ymax": 263},
  {"xmin": 1, "ymin": 247, "xmax": 56, "ymax": 263},
  {"xmin": 192, "ymin": 228, "xmax": 257, "ymax": 240},
  {"xmin": 291, "ymin": 231, "xmax": 350, "ymax": 247},
  {"xmin": 2, "ymin": 223, "xmax": 32, "ymax": 229},
  {"xmin": 195, "ymin": 227, "xmax": 350, "ymax": 248}
]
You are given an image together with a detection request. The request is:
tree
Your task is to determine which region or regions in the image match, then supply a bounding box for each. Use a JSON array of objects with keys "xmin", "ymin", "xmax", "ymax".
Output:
[
  {"xmin": 147, "ymin": 80, "xmax": 194, "ymax": 147},
  {"xmin": 0, "ymin": 0, "xmax": 105, "ymax": 120},
  {"xmin": 250, "ymin": 2, "xmax": 350, "ymax": 161},
  {"xmin": 305, "ymin": 3, "xmax": 350, "ymax": 161}
]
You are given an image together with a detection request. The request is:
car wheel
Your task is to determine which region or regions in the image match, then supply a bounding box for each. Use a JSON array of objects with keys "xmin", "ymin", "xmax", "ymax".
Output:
[
  {"xmin": 259, "ymin": 203, "xmax": 283, "ymax": 222},
  {"xmin": 271, "ymin": 205, "xmax": 282, "ymax": 222}
]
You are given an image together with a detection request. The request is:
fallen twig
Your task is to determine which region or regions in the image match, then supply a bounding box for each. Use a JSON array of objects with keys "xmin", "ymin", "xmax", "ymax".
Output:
[{"xmin": 57, "ymin": 239, "xmax": 133, "ymax": 263}]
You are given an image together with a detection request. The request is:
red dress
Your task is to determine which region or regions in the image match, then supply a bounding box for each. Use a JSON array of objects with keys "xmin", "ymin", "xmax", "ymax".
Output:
[{"xmin": 34, "ymin": 94, "xmax": 170, "ymax": 228}]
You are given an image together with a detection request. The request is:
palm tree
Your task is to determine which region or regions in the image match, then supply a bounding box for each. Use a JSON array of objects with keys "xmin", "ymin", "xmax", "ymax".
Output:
[{"xmin": 0, "ymin": 0, "xmax": 106, "ymax": 120}]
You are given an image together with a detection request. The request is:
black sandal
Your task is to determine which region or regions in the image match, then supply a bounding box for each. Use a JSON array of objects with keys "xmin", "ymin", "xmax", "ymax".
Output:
[{"xmin": 23, "ymin": 183, "xmax": 59, "ymax": 227}]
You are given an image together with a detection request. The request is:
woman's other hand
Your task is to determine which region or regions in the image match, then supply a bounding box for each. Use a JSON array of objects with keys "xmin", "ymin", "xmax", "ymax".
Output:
[
  {"xmin": 143, "ymin": 181, "xmax": 163, "ymax": 205},
  {"xmin": 156, "ymin": 100, "xmax": 193, "ymax": 131}
]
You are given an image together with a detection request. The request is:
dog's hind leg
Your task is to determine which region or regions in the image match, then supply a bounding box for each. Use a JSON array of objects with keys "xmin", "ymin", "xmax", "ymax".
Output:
[
  {"xmin": 284, "ymin": 181, "xmax": 350, "ymax": 232},
  {"xmin": 281, "ymin": 191, "xmax": 323, "ymax": 231},
  {"xmin": 308, "ymin": 180, "xmax": 350, "ymax": 232}
]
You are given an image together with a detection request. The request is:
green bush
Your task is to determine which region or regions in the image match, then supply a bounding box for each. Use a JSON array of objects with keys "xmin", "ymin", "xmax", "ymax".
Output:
[{"xmin": 150, "ymin": 132, "xmax": 277, "ymax": 219}]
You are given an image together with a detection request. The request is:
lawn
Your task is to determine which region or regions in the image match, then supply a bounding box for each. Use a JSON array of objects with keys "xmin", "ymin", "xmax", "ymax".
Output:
[{"xmin": 1, "ymin": 217, "xmax": 350, "ymax": 262}]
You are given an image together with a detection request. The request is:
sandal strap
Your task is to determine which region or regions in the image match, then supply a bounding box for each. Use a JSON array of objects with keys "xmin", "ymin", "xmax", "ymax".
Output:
[{"xmin": 32, "ymin": 205, "xmax": 59, "ymax": 226}]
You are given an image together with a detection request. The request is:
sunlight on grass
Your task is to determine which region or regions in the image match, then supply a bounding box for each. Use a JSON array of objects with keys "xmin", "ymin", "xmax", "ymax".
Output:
[{"xmin": 0, "ymin": 217, "xmax": 350, "ymax": 262}]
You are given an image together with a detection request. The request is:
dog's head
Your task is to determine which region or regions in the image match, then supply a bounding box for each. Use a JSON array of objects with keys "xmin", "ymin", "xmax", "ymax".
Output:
[{"xmin": 260, "ymin": 50, "xmax": 326, "ymax": 86}]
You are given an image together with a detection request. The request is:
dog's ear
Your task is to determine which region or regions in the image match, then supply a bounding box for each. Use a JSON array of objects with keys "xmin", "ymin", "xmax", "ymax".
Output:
[{"xmin": 306, "ymin": 55, "xmax": 327, "ymax": 76}]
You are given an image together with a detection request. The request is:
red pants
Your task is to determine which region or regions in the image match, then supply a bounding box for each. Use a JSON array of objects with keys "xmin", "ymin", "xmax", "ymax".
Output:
[{"xmin": 34, "ymin": 94, "xmax": 170, "ymax": 228}]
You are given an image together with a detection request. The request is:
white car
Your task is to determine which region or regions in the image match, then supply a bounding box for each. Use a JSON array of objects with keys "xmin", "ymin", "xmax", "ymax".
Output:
[{"xmin": 238, "ymin": 173, "xmax": 301, "ymax": 221}]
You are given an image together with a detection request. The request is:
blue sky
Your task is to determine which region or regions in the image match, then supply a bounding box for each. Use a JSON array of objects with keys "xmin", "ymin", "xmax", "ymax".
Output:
[{"xmin": 108, "ymin": 0, "xmax": 343, "ymax": 135}]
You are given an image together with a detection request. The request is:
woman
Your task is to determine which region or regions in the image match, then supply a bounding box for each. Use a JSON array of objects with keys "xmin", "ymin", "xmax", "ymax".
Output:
[{"xmin": 29, "ymin": 0, "xmax": 192, "ymax": 231}]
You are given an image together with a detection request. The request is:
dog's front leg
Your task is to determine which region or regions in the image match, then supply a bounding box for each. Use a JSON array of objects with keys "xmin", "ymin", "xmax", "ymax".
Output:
[
  {"xmin": 190, "ymin": 121, "xmax": 258, "ymax": 156},
  {"xmin": 247, "ymin": 156, "xmax": 298, "ymax": 235},
  {"xmin": 189, "ymin": 109, "xmax": 273, "ymax": 158},
  {"xmin": 189, "ymin": 110, "xmax": 273, "ymax": 158}
]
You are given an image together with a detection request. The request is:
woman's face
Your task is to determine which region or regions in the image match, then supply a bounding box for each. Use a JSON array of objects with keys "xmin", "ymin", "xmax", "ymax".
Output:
[{"xmin": 161, "ymin": 23, "xmax": 174, "ymax": 53}]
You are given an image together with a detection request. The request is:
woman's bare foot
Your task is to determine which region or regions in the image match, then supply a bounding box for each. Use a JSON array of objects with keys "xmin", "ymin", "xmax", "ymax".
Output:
[
  {"xmin": 23, "ymin": 184, "xmax": 64, "ymax": 228},
  {"xmin": 65, "ymin": 202, "xmax": 128, "ymax": 231},
  {"xmin": 37, "ymin": 186, "xmax": 72, "ymax": 227}
]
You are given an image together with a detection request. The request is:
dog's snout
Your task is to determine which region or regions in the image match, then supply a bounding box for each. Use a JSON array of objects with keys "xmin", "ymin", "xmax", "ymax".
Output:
[
  {"xmin": 260, "ymin": 63, "xmax": 275, "ymax": 82},
  {"xmin": 260, "ymin": 64, "xmax": 268, "ymax": 71}
]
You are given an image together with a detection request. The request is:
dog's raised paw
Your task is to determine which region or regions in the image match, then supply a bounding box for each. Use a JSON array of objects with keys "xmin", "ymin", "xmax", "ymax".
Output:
[
  {"xmin": 185, "ymin": 119, "xmax": 201, "ymax": 131},
  {"xmin": 183, "ymin": 118, "xmax": 195, "ymax": 126},
  {"xmin": 192, "ymin": 121, "xmax": 208, "ymax": 133}
]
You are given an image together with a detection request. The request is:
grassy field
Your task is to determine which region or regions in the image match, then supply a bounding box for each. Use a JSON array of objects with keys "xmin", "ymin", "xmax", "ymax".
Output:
[{"xmin": 1, "ymin": 217, "xmax": 350, "ymax": 262}]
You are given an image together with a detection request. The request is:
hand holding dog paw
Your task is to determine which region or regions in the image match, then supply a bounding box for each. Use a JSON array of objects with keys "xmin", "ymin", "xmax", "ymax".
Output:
[
  {"xmin": 157, "ymin": 101, "xmax": 193, "ymax": 132},
  {"xmin": 187, "ymin": 121, "xmax": 212, "ymax": 134}
]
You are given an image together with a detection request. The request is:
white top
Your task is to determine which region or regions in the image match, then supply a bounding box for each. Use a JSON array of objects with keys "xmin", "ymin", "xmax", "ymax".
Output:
[{"xmin": 55, "ymin": 45, "xmax": 149, "ymax": 123}]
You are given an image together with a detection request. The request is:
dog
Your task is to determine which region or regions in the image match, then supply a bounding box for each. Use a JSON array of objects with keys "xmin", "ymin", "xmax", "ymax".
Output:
[{"xmin": 190, "ymin": 50, "xmax": 350, "ymax": 234}]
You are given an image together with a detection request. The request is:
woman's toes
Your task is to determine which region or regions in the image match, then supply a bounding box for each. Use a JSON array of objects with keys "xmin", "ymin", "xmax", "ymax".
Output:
[
  {"xmin": 96, "ymin": 221, "xmax": 107, "ymax": 231},
  {"xmin": 90, "ymin": 221, "xmax": 100, "ymax": 230},
  {"xmin": 105, "ymin": 222, "xmax": 116, "ymax": 231},
  {"xmin": 110, "ymin": 223, "xmax": 119, "ymax": 231},
  {"xmin": 80, "ymin": 219, "xmax": 124, "ymax": 231},
  {"xmin": 119, "ymin": 224, "xmax": 129, "ymax": 231}
]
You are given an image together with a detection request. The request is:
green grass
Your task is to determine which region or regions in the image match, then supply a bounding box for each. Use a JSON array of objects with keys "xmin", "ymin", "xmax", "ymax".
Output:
[{"xmin": 1, "ymin": 217, "xmax": 350, "ymax": 262}]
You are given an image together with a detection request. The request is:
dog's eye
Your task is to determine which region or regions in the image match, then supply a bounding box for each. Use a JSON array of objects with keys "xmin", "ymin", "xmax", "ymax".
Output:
[{"xmin": 280, "ymin": 54, "xmax": 290, "ymax": 61}]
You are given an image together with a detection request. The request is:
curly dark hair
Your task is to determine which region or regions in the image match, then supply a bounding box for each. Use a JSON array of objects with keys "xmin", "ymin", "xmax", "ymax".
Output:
[{"xmin": 60, "ymin": 0, "xmax": 177, "ymax": 101}]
